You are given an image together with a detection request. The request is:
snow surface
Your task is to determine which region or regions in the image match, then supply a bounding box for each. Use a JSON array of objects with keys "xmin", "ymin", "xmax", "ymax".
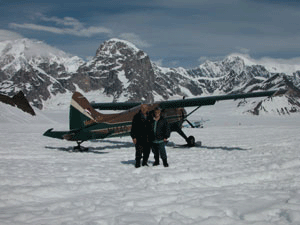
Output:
[{"xmin": 1, "ymin": 100, "xmax": 300, "ymax": 225}]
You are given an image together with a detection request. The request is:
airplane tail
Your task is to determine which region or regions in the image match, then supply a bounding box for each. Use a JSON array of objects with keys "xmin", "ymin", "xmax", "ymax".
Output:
[
  {"xmin": 69, "ymin": 92, "xmax": 103, "ymax": 130},
  {"xmin": 44, "ymin": 92, "xmax": 137, "ymax": 141}
]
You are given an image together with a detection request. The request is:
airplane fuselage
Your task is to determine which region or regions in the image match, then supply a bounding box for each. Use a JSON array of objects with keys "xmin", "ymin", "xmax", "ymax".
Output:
[
  {"xmin": 44, "ymin": 90, "xmax": 281, "ymax": 147},
  {"xmin": 78, "ymin": 107, "xmax": 187, "ymax": 140}
]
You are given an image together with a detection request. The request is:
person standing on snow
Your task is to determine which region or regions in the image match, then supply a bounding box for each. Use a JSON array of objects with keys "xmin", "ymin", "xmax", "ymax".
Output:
[
  {"xmin": 131, "ymin": 104, "xmax": 152, "ymax": 168},
  {"xmin": 150, "ymin": 107, "xmax": 170, "ymax": 167}
]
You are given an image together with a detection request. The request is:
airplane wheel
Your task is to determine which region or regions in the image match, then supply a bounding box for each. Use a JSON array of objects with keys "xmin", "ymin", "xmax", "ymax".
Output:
[{"xmin": 187, "ymin": 136, "xmax": 195, "ymax": 147}]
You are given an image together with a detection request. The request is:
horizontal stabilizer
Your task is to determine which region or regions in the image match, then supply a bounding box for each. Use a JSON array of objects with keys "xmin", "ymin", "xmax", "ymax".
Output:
[
  {"xmin": 43, "ymin": 128, "xmax": 71, "ymax": 140},
  {"xmin": 43, "ymin": 128, "xmax": 114, "ymax": 141}
]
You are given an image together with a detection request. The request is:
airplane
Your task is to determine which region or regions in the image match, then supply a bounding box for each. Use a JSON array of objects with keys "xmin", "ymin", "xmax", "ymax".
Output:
[{"xmin": 43, "ymin": 89, "xmax": 284, "ymax": 150}]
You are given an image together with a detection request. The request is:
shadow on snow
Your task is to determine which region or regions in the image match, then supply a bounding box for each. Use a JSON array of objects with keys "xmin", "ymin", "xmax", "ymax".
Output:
[
  {"xmin": 169, "ymin": 141, "xmax": 249, "ymax": 151},
  {"xmin": 45, "ymin": 139, "xmax": 135, "ymax": 154},
  {"xmin": 200, "ymin": 145, "xmax": 250, "ymax": 151}
]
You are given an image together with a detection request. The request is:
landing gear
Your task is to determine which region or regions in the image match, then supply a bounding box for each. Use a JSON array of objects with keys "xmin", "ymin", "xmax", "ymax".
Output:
[
  {"xmin": 73, "ymin": 141, "xmax": 89, "ymax": 152},
  {"xmin": 187, "ymin": 136, "xmax": 195, "ymax": 147},
  {"xmin": 175, "ymin": 127, "xmax": 196, "ymax": 147}
]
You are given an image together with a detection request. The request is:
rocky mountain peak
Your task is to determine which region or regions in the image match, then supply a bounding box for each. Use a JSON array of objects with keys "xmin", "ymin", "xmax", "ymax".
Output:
[
  {"xmin": 222, "ymin": 55, "xmax": 245, "ymax": 74},
  {"xmin": 74, "ymin": 38, "xmax": 156, "ymax": 103},
  {"xmin": 95, "ymin": 38, "xmax": 147, "ymax": 60},
  {"xmin": 193, "ymin": 55, "xmax": 246, "ymax": 78},
  {"xmin": 0, "ymin": 91, "xmax": 35, "ymax": 116}
]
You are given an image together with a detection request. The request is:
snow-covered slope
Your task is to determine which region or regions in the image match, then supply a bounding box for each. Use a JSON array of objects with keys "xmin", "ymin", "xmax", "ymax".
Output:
[{"xmin": 1, "ymin": 100, "xmax": 300, "ymax": 224}]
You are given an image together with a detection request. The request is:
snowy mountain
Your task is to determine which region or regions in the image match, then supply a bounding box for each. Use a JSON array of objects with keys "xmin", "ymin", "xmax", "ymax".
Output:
[
  {"xmin": 0, "ymin": 38, "xmax": 300, "ymax": 115},
  {"xmin": 73, "ymin": 39, "xmax": 204, "ymax": 103},
  {"xmin": 74, "ymin": 38, "xmax": 157, "ymax": 102},
  {"xmin": 0, "ymin": 39, "xmax": 83, "ymax": 76},
  {"xmin": 0, "ymin": 39, "xmax": 84, "ymax": 108}
]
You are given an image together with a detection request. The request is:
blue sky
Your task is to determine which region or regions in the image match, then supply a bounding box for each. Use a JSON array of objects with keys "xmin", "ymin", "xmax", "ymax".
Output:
[{"xmin": 1, "ymin": 0, "xmax": 300, "ymax": 68}]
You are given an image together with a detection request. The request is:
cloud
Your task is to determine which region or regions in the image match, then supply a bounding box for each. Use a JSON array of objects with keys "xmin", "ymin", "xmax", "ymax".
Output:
[
  {"xmin": 235, "ymin": 47, "xmax": 250, "ymax": 55},
  {"xmin": 198, "ymin": 51, "xmax": 300, "ymax": 74},
  {"xmin": 230, "ymin": 53, "xmax": 300, "ymax": 66},
  {"xmin": 152, "ymin": 59, "xmax": 163, "ymax": 67},
  {"xmin": 0, "ymin": 29, "xmax": 23, "ymax": 41},
  {"xmin": 3, "ymin": 0, "xmax": 300, "ymax": 69},
  {"xmin": 198, "ymin": 56, "xmax": 225, "ymax": 63},
  {"xmin": 118, "ymin": 33, "xmax": 151, "ymax": 48},
  {"xmin": 228, "ymin": 53, "xmax": 300, "ymax": 74},
  {"xmin": 40, "ymin": 15, "xmax": 83, "ymax": 28},
  {"xmin": 10, "ymin": 23, "xmax": 64, "ymax": 34},
  {"xmin": 152, "ymin": 0, "xmax": 239, "ymax": 8},
  {"xmin": 9, "ymin": 15, "xmax": 112, "ymax": 37}
]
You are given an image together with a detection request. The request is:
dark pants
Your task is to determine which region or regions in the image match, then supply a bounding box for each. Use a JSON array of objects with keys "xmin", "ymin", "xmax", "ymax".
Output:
[
  {"xmin": 135, "ymin": 142, "xmax": 151, "ymax": 165},
  {"xmin": 152, "ymin": 142, "xmax": 167, "ymax": 161}
]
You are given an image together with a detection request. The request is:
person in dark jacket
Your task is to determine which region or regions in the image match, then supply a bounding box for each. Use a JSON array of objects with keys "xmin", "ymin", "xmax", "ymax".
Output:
[
  {"xmin": 130, "ymin": 104, "xmax": 152, "ymax": 168},
  {"xmin": 150, "ymin": 107, "xmax": 170, "ymax": 167}
]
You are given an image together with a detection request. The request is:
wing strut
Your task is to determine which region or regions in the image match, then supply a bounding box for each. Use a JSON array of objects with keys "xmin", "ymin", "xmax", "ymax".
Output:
[{"xmin": 187, "ymin": 106, "xmax": 201, "ymax": 117}]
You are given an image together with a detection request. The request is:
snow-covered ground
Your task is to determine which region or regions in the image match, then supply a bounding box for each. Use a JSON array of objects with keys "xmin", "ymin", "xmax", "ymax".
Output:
[{"xmin": 1, "ymin": 100, "xmax": 300, "ymax": 225}]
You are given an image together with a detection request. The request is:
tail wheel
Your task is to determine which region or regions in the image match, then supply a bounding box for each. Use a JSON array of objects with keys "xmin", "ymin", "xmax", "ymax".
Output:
[{"xmin": 187, "ymin": 136, "xmax": 195, "ymax": 147}]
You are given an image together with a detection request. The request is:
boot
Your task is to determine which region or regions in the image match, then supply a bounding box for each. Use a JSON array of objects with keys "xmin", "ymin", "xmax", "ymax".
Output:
[
  {"xmin": 135, "ymin": 159, "xmax": 141, "ymax": 168},
  {"xmin": 153, "ymin": 160, "xmax": 159, "ymax": 166},
  {"xmin": 163, "ymin": 159, "xmax": 169, "ymax": 167},
  {"xmin": 153, "ymin": 157, "xmax": 160, "ymax": 166},
  {"xmin": 142, "ymin": 157, "xmax": 149, "ymax": 166}
]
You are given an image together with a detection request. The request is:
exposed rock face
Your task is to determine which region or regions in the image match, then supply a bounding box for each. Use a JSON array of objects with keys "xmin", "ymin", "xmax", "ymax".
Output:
[
  {"xmin": 0, "ymin": 91, "xmax": 35, "ymax": 116},
  {"xmin": 74, "ymin": 39, "xmax": 156, "ymax": 102}
]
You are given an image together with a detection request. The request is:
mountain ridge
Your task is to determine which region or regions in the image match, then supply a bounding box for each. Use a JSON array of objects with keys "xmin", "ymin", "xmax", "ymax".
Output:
[{"xmin": 0, "ymin": 38, "xmax": 300, "ymax": 115}]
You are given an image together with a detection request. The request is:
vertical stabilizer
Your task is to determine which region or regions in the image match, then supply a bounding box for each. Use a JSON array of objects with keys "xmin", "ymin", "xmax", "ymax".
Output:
[{"xmin": 69, "ymin": 92, "xmax": 102, "ymax": 130}]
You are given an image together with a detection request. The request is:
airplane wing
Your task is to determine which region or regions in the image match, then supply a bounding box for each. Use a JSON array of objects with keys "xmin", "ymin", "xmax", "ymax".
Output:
[
  {"xmin": 91, "ymin": 90, "xmax": 285, "ymax": 110},
  {"xmin": 158, "ymin": 90, "xmax": 283, "ymax": 109},
  {"xmin": 91, "ymin": 102, "xmax": 140, "ymax": 110}
]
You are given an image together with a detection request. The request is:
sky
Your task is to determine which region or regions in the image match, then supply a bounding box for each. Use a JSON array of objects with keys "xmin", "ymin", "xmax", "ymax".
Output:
[{"xmin": 1, "ymin": 0, "xmax": 300, "ymax": 68}]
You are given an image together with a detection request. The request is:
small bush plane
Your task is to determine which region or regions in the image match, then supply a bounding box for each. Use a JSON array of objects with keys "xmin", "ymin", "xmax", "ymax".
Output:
[{"xmin": 43, "ymin": 90, "xmax": 283, "ymax": 150}]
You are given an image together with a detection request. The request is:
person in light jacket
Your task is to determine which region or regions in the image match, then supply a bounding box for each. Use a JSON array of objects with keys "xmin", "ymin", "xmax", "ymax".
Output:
[{"xmin": 150, "ymin": 107, "xmax": 170, "ymax": 167}]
